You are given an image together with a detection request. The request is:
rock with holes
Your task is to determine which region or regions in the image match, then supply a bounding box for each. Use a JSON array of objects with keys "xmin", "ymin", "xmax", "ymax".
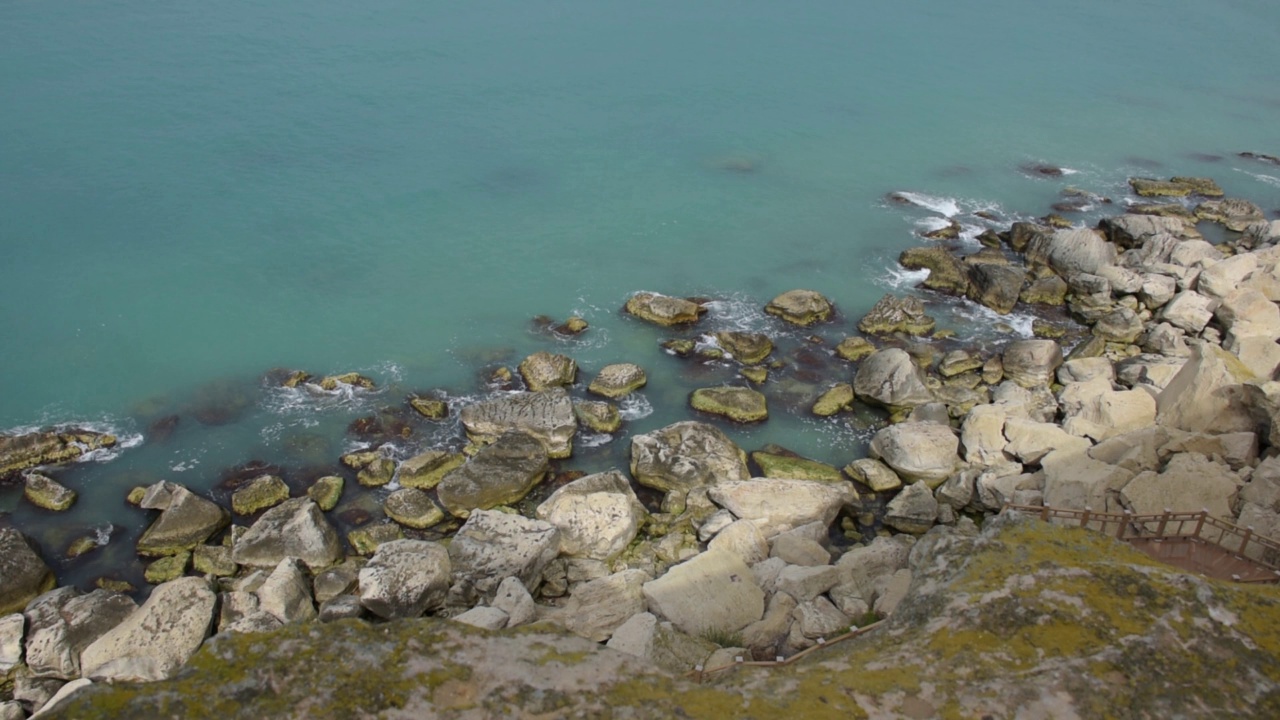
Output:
[
  {"xmin": 358, "ymin": 540, "xmax": 451, "ymax": 620},
  {"xmin": 79, "ymin": 577, "xmax": 217, "ymax": 682},
  {"xmin": 642, "ymin": 549, "xmax": 764, "ymax": 637},
  {"xmin": 535, "ymin": 470, "xmax": 646, "ymax": 561},
  {"xmin": 448, "ymin": 510, "xmax": 560, "ymax": 604},
  {"xmin": 458, "ymin": 388, "xmax": 577, "ymax": 459},
  {"xmin": 231, "ymin": 498, "xmax": 342, "ymax": 570}
]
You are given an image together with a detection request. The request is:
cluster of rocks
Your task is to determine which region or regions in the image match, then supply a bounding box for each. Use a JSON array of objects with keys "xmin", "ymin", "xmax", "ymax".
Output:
[{"xmin": 3, "ymin": 171, "xmax": 1280, "ymax": 716}]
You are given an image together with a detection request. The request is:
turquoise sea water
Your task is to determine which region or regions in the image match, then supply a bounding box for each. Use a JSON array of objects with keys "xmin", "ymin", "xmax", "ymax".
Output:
[{"xmin": 2, "ymin": 1, "xmax": 1278, "ymax": 588}]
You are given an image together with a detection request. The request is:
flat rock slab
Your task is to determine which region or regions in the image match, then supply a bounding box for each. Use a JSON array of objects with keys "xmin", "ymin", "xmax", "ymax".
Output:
[
  {"xmin": 436, "ymin": 432, "xmax": 550, "ymax": 518},
  {"xmin": 642, "ymin": 549, "xmax": 764, "ymax": 637},
  {"xmin": 624, "ymin": 292, "xmax": 704, "ymax": 326},
  {"xmin": 708, "ymin": 478, "xmax": 855, "ymax": 538},
  {"xmin": 690, "ymin": 386, "xmax": 768, "ymax": 423},
  {"xmin": 80, "ymin": 577, "xmax": 217, "ymax": 682},
  {"xmin": 459, "ymin": 388, "xmax": 577, "ymax": 458},
  {"xmin": 630, "ymin": 421, "xmax": 750, "ymax": 495}
]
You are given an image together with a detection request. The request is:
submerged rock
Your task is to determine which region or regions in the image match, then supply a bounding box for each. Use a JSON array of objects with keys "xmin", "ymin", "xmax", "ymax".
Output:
[
  {"xmin": 835, "ymin": 336, "xmax": 876, "ymax": 362},
  {"xmin": 689, "ymin": 386, "xmax": 769, "ymax": 423},
  {"xmin": 764, "ymin": 289, "xmax": 833, "ymax": 326},
  {"xmin": 713, "ymin": 331, "xmax": 774, "ymax": 365},
  {"xmin": 407, "ymin": 395, "xmax": 448, "ymax": 420},
  {"xmin": 811, "ymin": 383, "xmax": 854, "ymax": 416}
]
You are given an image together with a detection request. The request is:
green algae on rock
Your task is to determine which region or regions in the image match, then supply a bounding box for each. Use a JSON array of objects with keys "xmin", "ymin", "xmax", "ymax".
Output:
[
  {"xmin": 624, "ymin": 292, "xmax": 705, "ymax": 326},
  {"xmin": 764, "ymin": 289, "xmax": 833, "ymax": 327},
  {"xmin": 689, "ymin": 386, "xmax": 768, "ymax": 423},
  {"xmin": 23, "ymin": 472, "xmax": 77, "ymax": 511},
  {"xmin": 230, "ymin": 475, "xmax": 290, "ymax": 516},
  {"xmin": 305, "ymin": 475, "xmax": 344, "ymax": 511}
]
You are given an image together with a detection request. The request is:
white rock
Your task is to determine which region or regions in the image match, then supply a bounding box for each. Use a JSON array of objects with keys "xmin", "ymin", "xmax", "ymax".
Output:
[
  {"xmin": 1041, "ymin": 447, "xmax": 1134, "ymax": 512},
  {"xmin": 559, "ymin": 569, "xmax": 651, "ymax": 642},
  {"xmin": 960, "ymin": 404, "xmax": 1011, "ymax": 466},
  {"xmin": 642, "ymin": 549, "xmax": 764, "ymax": 636},
  {"xmin": 231, "ymin": 497, "xmax": 342, "ymax": 571},
  {"xmin": 491, "ymin": 577, "xmax": 536, "ymax": 628},
  {"xmin": 29, "ymin": 678, "xmax": 92, "ymax": 720},
  {"xmin": 708, "ymin": 479, "xmax": 854, "ymax": 538},
  {"xmin": 1058, "ymin": 357, "xmax": 1115, "ymax": 385},
  {"xmin": 1003, "ymin": 417, "xmax": 1092, "ymax": 465},
  {"xmin": 774, "ymin": 565, "xmax": 842, "ymax": 602},
  {"xmin": 24, "ymin": 588, "xmax": 136, "ymax": 680},
  {"xmin": 1002, "ymin": 340, "xmax": 1065, "ymax": 390},
  {"xmin": 605, "ymin": 613, "xmax": 716, "ymax": 674},
  {"xmin": 1160, "ymin": 291, "xmax": 1216, "ymax": 334},
  {"xmin": 448, "ymin": 510, "xmax": 560, "ymax": 603},
  {"xmin": 697, "ymin": 509, "xmax": 736, "ymax": 542},
  {"xmin": 255, "ymin": 557, "xmax": 316, "ymax": 624},
  {"xmin": 1169, "ymin": 239, "xmax": 1224, "ymax": 268},
  {"xmin": 870, "ymin": 422, "xmax": 960, "ymax": 487},
  {"xmin": 536, "ymin": 470, "xmax": 645, "ymax": 561},
  {"xmin": 359, "ymin": 539, "xmax": 451, "ymax": 620},
  {"xmin": 884, "ymin": 482, "xmax": 939, "ymax": 533},
  {"xmin": 794, "ymin": 596, "xmax": 850, "ymax": 639},
  {"xmin": 1059, "ymin": 377, "xmax": 1158, "ymax": 442},
  {"xmin": 769, "ymin": 535, "xmax": 830, "ymax": 567},
  {"xmin": 708, "ymin": 519, "xmax": 769, "ymax": 566},
  {"xmin": 872, "ymin": 569, "xmax": 912, "ymax": 616},
  {"xmin": 80, "ymin": 577, "xmax": 216, "ymax": 682},
  {"xmin": 1140, "ymin": 273, "xmax": 1178, "ymax": 310},
  {"xmin": 0, "ymin": 614, "xmax": 23, "ymax": 673},
  {"xmin": 1120, "ymin": 453, "xmax": 1240, "ymax": 518},
  {"xmin": 1157, "ymin": 343, "xmax": 1258, "ymax": 434},
  {"xmin": 1197, "ymin": 252, "xmax": 1258, "ymax": 300},
  {"xmin": 453, "ymin": 606, "xmax": 510, "ymax": 630}
]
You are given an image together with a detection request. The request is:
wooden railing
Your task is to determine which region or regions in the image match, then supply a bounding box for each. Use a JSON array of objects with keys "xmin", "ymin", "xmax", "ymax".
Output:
[{"xmin": 1002, "ymin": 504, "xmax": 1280, "ymax": 583}]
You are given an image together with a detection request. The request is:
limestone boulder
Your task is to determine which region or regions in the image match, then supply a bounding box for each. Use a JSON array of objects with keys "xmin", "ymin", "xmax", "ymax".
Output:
[
  {"xmin": 899, "ymin": 246, "xmax": 970, "ymax": 295},
  {"xmin": 811, "ymin": 383, "xmax": 855, "ymax": 417},
  {"xmin": 869, "ymin": 422, "xmax": 960, "ymax": 487},
  {"xmin": 0, "ymin": 613, "xmax": 23, "ymax": 673},
  {"xmin": 606, "ymin": 613, "xmax": 717, "ymax": 674},
  {"xmin": 966, "ymin": 263, "xmax": 1025, "ymax": 315},
  {"xmin": 764, "ymin": 289, "xmax": 833, "ymax": 326},
  {"xmin": 136, "ymin": 485, "xmax": 230, "ymax": 558},
  {"xmin": 1092, "ymin": 306, "xmax": 1145, "ymax": 344},
  {"xmin": 1160, "ymin": 291, "xmax": 1216, "ymax": 334},
  {"xmin": 535, "ymin": 470, "xmax": 646, "ymax": 561},
  {"xmin": 1196, "ymin": 198, "xmax": 1266, "ymax": 232},
  {"xmin": 853, "ymin": 348, "xmax": 935, "ymax": 413},
  {"xmin": 713, "ymin": 331, "xmax": 774, "ymax": 365},
  {"xmin": 23, "ymin": 588, "xmax": 136, "ymax": 680},
  {"xmin": 625, "ymin": 292, "xmax": 705, "ymax": 326},
  {"xmin": 1119, "ymin": 454, "xmax": 1240, "ymax": 518},
  {"xmin": 1198, "ymin": 253, "xmax": 1259, "ymax": 300},
  {"xmin": 0, "ymin": 529, "xmax": 55, "ymax": 615},
  {"xmin": 857, "ymin": 294, "xmax": 935, "ymax": 336},
  {"xmin": 1002, "ymin": 340, "xmax": 1064, "ymax": 390},
  {"xmin": 1101, "ymin": 214, "xmax": 1199, "ymax": 247},
  {"xmin": 80, "ymin": 577, "xmax": 216, "ymax": 682},
  {"xmin": 1156, "ymin": 343, "xmax": 1257, "ymax": 434},
  {"xmin": 708, "ymin": 479, "xmax": 855, "ymax": 538},
  {"xmin": 689, "ymin": 386, "xmax": 768, "ymax": 423},
  {"xmin": 492, "ymin": 576, "xmax": 537, "ymax": 628},
  {"xmin": 1216, "ymin": 288, "xmax": 1280, "ymax": 344},
  {"xmin": 452, "ymin": 606, "xmax": 508, "ymax": 630},
  {"xmin": 396, "ymin": 450, "xmax": 465, "ymax": 490},
  {"xmin": 255, "ymin": 558, "xmax": 316, "ymax": 625},
  {"xmin": 629, "ymin": 421, "xmax": 749, "ymax": 495},
  {"xmin": 1059, "ymin": 377, "xmax": 1158, "ymax": 442},
  {"xmin": 1024, "ymin": 228, "xmax": 1116, "ymax": 277},
  {"xmin": 707, "ymin": 519, "xmax": 769, "ymax": 566},
  {"xmin": 231, "ymin": 497, "xmax": 342, "ymax": 570},
  {"xmin": 1041, "ymin": 448, "xmax": 1134, "ymax": 512},
  {"xmin": 459, "ymin": 388, "xmax": 577, "ymax": 458},
  {"xmin": 961, "ymin": 404, "xmax": 1012, "ymax": 466},
  {"xmin": 556, "ymin": 570, "xmax": 651, "ymax": 642},
  {"xmin": 230, "ymin": 475, "xmax": 289, "ymax": 516},
  {"xmin": 517, "ymin": 352, "xmax": 577, "ymax": 392},
  {"xmin": 884, "ymin": 482, "xmax": 939, "ymax": 534},
  {"xmin": 642, "ymin": 549, "xmax": 764, "ymax": 636},
  {"xmin": 588, "ymin": 363, "xmax": 647, "ymax": 398},
  {"xmin": 843, "ymin": 458, "xmax": 903, "ymax": 492},
  {"xmin": 437, "ymin": 432, "xmax": 550, "ymax": 518},
  {"xmin": 383, "ymin": 488, "xmax": 445, "ymax": 530},
  {"xmin": 1003, "ymin": 418, "xmax": 1092, "ymax": 465},
  {"xmin": 358, "ymin": 539, "xmax": 451, "ymax": 620},
  {"xmin": 448, "ymin": 510, "xmax": 560, "ymax": 603},
  {"xmin": 774, "ymin": 565, "xmax": 842, "ymax": 602}
]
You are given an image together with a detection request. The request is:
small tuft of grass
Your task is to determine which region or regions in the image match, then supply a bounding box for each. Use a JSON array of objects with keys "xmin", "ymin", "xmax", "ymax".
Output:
[{"xmin": 699, "ymin": 626, "xmax": 744, "ymax": 648}]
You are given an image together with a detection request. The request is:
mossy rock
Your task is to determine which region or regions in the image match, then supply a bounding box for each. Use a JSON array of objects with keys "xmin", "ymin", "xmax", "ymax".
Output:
[
  {"xmin": 145, "ymin": 551, "xmax": 190, "ymax": 584},
  {"xmin": 560, "ymin": 316, "xmax": 589, "ymax": 334},
  {"xmin": 739, "ymin": 366, "xmax": 768, "ymax": 384},
  {"xmin": 764, "ymin": 289, "xmax": 834, "ymax": 327},
  {"xmin": 1032, "ymin": 321, "xmax": 1067, "ymax": 339},
  {"xmin": 1128, "ymin": 203, "xmax": 1196, "ymax": 220},
  {"xmin": 811, "ymin": 383, "xmax": 855, "ymax": 417},
  {"xmin": 280, "ymin": 370, "xmax": 311, "ymax": 388},
  {"xmin": 835, "ymin": 336, "xmax": 876, "ymax": 362},
  {"xmin": 661, "ymin": 339, "xmax": 696, "ymax": 357},
  {"xmin": 347, "ymin": 523, "xmax": 405, "ymax": 556},
  {"xmin": 357, "ymin": 457, "xmax": 397, "ymax": 487},
  {"xmin": 624, "ymin": 292, "xmax": 705, "ymax": 326},
  {"xmin": 126, "ymin": 486, "xmax": 147, "ymax": 506},
  {"xmin": 95, "ymin": 578, "xmax": 136, "ymax": 594},
  {"xmin": 340, "ymin": 449, "xmax": 382, "ymax": 470},
  {"xmin": 518, "ymin": 351, "xmax": 578, "ymax": 392},
  {"xmin": 937, "ymin": 350, "xmax": 983, "ymax": 378},
  {"xmin": 713, "ymin": 331, "xmax": 774, "ymax": 365},
  {"xmin": 397, "ymin": 451, "xmax": 465, "ymax": 491},
  {"xmin": 574, "ymin": 401, "xmax": 622, "ymax": 433},
  {"xmin": 899, "ymin": 246, "xmax": 969, "ymax": 295},
  {"xmin": 408, "ymin": 396, "xmax": 449, "ymax": 420},
  {"xmin": 689, "ymin": 386, "xmax": 768, "ymax": 423},
  {"xmin": 231, "ymin": 475, "xmax": 290, "ymax": 516},
  {"xmin": 306, "ymin": 476, "xmax": 345, "ymax": 512},
  {"xmin": 858, "ymin": 294, "xmax": 935, "ymax": 336},
  {"xmin": 66, "ymin": 536, "xmax": 99, "ymax": 559},
  {"xmin": 751, "ymin": 450, "xmax": 845, "ymax": 483},
  {"xmin": 1020, "ymin": 275, "xmax": 1069, "ymax": 306},
  {"xmin": 588, "ymin": 363, "xmax": 647, "ymax": 398},
  {"xmin": 23, "ymin": 472, "xmax": 76, "ymax": 511},
  {"xmin": 193, "ymin": 545, "xmax": 237, "ymax": 577},
  {"xmin": 383, "ymin": 488, "xmax": 445, "ymax": 530}
]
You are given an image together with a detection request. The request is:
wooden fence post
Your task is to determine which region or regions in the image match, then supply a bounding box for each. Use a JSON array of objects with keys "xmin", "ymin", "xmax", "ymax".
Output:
[
  {"xmin": 1194, "ymin": 510, "xmax": 1207, "ymax": 539},
  {"xmin": 1241, "ymin": 527, "xmax": 1255, "ymax": 557},
  {"xmin": 1081, "ymin": 507, "xmax": 1092, "ymax": 529},
  {"xmin": 1157, "ymin": 509, "xmax": 1171, "ymax": 538}
]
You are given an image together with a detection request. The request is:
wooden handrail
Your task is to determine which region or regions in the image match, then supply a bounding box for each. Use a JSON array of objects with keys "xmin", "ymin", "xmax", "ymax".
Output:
[{"xmin": 1002, "ymin": 504, "xmax": 1280, "ymax": 575}]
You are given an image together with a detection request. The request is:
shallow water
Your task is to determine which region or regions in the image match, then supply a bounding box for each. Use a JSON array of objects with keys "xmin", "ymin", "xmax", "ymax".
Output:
[{"xmin": 2, "ymin": 0, "xmax": 1278, "ymax": 589}]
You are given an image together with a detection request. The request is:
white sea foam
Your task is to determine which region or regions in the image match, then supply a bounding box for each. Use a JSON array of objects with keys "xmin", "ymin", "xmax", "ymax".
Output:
[
  {"xmin": 948, "ymin": 300, "xmax": 1038, "ymax": 338},
  {"xmin": 701, "ymin": 294, "xmax": 773, "ymax": 333},
  {"xmin": 878, "ymin": 266, "xmax": 930, "ymax": 291},
  {"xmin": 1, "ymin": 417, "xmax": 144, "ymax": 465},
  {"xmin": 92, "ymin": 523, "xmax": 114, "ymax": 546},
  {"xmin": 578, "ymin": 432, "xmax": 614, "ymax": 448},
  {"xmin": 1236, "ymin": 168, "xmax": 1280, "ymax": 188},
  {"xmin": 893, "ymin": 191, "xmax": 961, "ymax": 217},
  {"xmin": 915, "ymin": 216, "xmax": 954, "ymax": 233},
  {"xmin": 618, "ymin": 393, "xmax": 654, "ymax": 421}
]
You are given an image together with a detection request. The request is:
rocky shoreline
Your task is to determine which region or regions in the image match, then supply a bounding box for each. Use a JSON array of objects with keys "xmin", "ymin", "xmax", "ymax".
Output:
[{"xmin": 4, "ymin": 170, "xmax": 1280, "ymax": 716}]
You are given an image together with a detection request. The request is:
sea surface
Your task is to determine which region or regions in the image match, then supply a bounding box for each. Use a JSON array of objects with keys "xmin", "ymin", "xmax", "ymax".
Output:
[{"xmin": 2, "ymin": 0, "xmax": 1278, "ymax": 589}]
